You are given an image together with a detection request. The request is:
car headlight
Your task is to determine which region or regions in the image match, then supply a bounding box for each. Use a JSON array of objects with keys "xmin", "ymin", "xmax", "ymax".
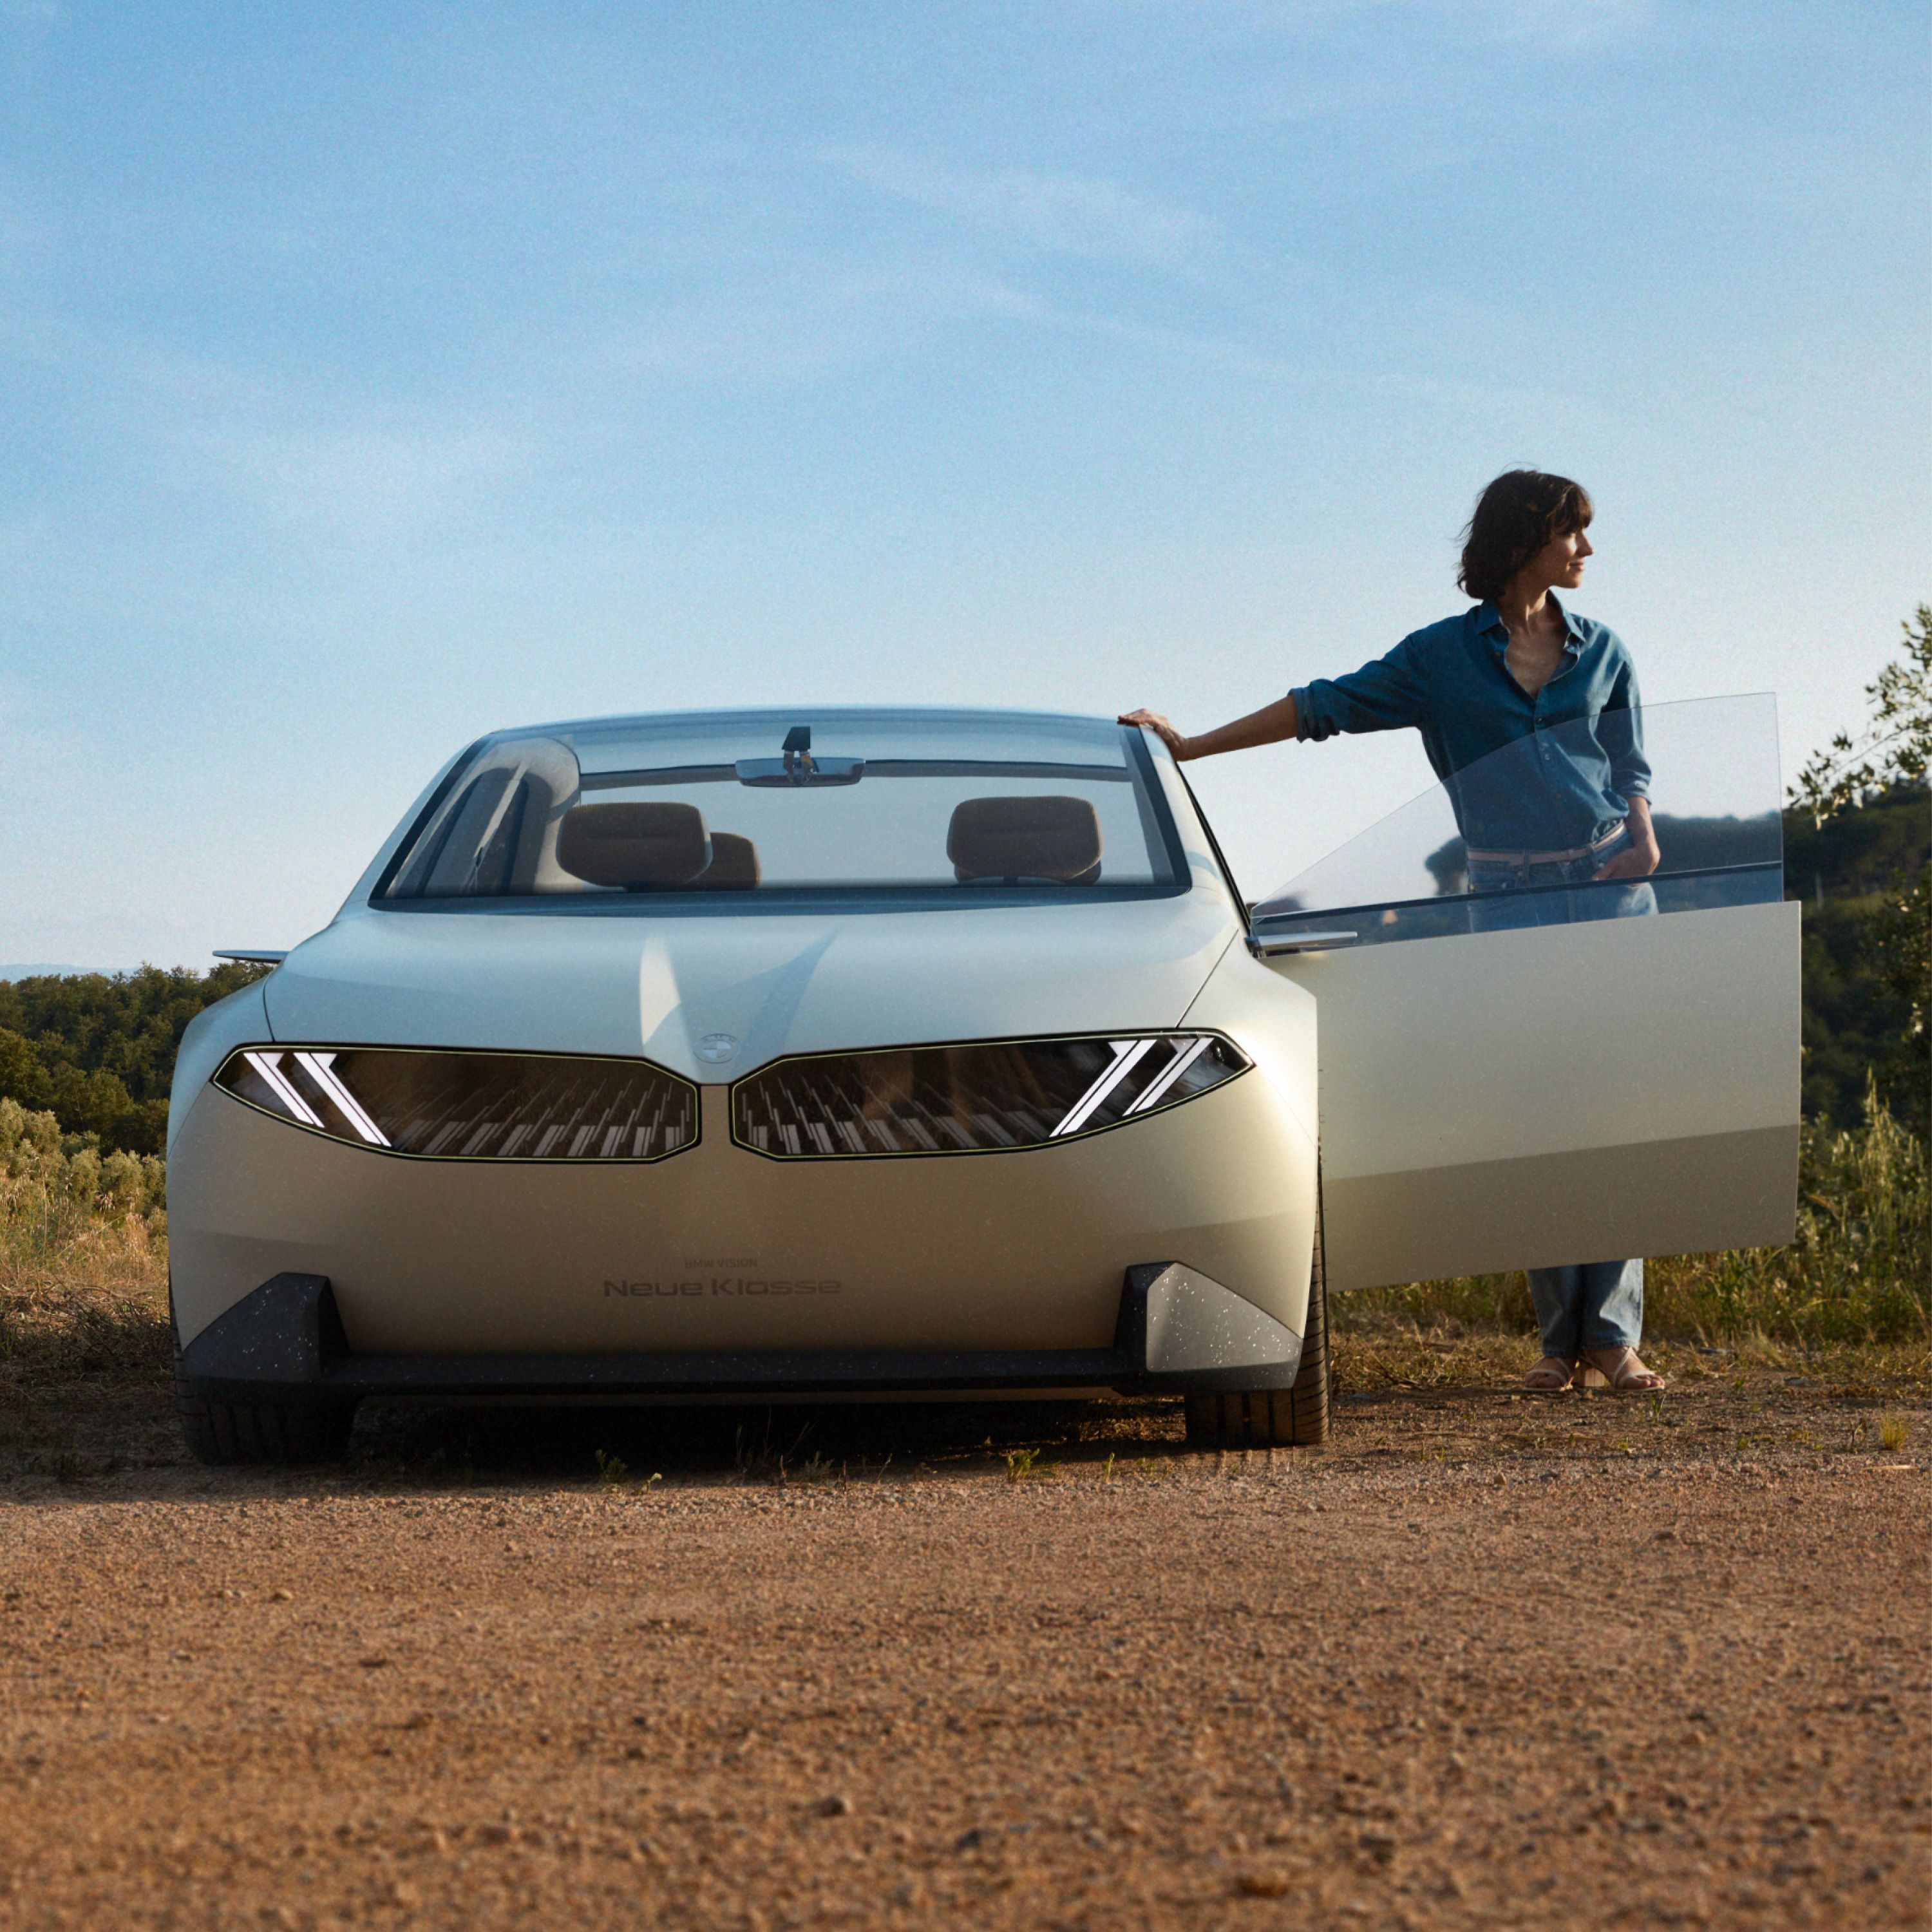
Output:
[
  {"xmin": 732, "ymin": 1033, "xmax": 1248, "ymax": 1159},
  {"xmin": 212, "ymin": 1046, "xmax": 698, "ymax": 1161}
]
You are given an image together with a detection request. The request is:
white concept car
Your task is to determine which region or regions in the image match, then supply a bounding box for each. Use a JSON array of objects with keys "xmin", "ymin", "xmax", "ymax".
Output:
[{"xmin": 167, "ymin": 701, "xmax": 1800, "ymax": 1462}]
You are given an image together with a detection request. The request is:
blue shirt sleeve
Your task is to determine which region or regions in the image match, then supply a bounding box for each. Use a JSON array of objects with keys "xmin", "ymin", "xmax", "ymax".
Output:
[
  {"xmin": 1291, "ymin": 636, "xmax": 1428, "ymax": 742},
  {"xmin": 1598, "ymin": 643, "xmax": 1651, "ymax": 799}
]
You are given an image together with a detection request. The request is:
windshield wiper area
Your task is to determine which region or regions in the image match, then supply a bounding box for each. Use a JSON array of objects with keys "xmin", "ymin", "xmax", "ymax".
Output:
[{"xmin": 735, "ymin": 725, "xmax": 865, "ymax": 788}]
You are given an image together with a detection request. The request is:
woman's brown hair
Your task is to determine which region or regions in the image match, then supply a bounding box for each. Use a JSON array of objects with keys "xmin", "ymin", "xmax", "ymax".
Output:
[{"xmin": 1457, "ymin": 470, "xmax": 1593, "ymax": 604}]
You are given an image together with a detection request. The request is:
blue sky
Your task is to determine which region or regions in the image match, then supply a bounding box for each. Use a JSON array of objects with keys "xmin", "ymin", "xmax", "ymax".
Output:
[{"xmin": 2, "ymin": 1, "xmax": 1926, "ymax": 968}]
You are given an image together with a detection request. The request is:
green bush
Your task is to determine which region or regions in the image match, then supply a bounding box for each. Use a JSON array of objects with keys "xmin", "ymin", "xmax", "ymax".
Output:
[{"xmin": 0, "ymin": 1096, "xmax": 166, "ymax": 1267}]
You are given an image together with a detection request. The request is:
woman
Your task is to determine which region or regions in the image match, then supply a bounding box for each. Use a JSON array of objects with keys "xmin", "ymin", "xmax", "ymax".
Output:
[{"xmin": 1121, "ymin": 468, "xmax": 1666, "ymax": 1394}]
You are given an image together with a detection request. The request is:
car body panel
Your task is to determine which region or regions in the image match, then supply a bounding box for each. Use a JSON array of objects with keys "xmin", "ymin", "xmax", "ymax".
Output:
[
  {"xmin": 1178, "ymin": 933, "xmax": 1320, "ymax": 1146},
  {"xmin": 261, "ymin": 894, "xmax": 1243, "ymax": 1084},
  {"xmin": 1263, "ymin": 898, "xmax": 1801, "ymax": 1289},
  {"xmin": 166, "ymin": 980, "xmax": 272, "ymax": 1162}
]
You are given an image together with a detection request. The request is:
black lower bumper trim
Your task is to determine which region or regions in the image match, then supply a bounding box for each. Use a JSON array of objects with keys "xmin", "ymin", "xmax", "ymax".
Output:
[{"xmin": 177, "ymin": 1267, "xmax": 1303, "ymax": 1405}]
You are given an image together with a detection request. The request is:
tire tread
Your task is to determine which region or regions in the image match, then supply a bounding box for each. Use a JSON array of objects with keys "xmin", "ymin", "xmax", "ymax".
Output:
[{"xmin": 173, "ymin": 1361, "xmax": 354, "ymax": 1466}]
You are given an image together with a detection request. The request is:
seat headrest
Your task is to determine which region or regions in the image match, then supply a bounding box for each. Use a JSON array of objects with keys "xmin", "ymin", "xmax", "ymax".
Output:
[
  {"xmin": 556, "ymin": 803, "xmax": 711, "ymax": 889},
  {"xmin": 947, "ymin": 796, "xmax": 1103, "ymax": 884},
  {"xmin": 689, "ymin": 832, "xmax": 761, "ymax": 890}
]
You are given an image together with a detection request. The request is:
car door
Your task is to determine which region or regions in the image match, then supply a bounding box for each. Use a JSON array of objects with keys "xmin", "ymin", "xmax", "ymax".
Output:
[{"xmin": 1245, "ymin": 694, "xmax": 1801, "ymax": 1293}]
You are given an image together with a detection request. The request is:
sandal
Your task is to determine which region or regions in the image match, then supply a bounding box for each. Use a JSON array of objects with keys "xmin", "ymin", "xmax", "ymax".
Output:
[
  {"xmin": 1581, "ymin": 1347, "xmax": 1665, "ymax": 1392},
  {"xmin": 1524, "ymin": 1356, "xmax": 1577, "ymax": 1392}
]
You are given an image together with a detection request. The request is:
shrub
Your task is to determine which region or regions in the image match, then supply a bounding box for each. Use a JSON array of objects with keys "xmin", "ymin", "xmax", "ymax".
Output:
[{"xmin": 0, "ymin": 1097, "xmax": 166, "ymax": 1278}]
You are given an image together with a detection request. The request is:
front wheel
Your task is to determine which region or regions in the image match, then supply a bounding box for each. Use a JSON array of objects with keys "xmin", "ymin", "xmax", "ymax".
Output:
[
  {"xmin": 170, "ymin": 1276, "xmax": 357, "ymax": 1466},
  {"xmin": 1183, "ymin": 1280, "xmax": 1329, "ymax": 1448},
  {"xmin": 173, "ymin": 1352, "xmax": 356, "ymax": 1465},
  {"xmin": 176, "ymin": 1376, "xmax": 361, "ymax": 1461},
  {"xmin": 1184, "ymin": 1184, "xmax": 1331, "ymax": 1449},
  {"xmin": 175, "ymin": 1379, "xmax": 357, "ymax": 1465}
]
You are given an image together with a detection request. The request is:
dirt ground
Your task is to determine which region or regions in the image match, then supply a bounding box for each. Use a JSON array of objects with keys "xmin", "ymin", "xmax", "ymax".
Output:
[{"xmin": 1, "ymin": 1360, "xmax": 1927, "ymax": 1931}]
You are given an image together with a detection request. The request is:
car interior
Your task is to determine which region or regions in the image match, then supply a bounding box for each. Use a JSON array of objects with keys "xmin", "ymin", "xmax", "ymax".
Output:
[{"xmin": 550, "ymin": 795, "xmax": 1104, "ymax": 891}]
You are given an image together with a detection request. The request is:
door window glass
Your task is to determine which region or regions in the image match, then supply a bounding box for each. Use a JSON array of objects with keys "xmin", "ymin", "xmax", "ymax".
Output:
[{"xmin": 1252, "ymin": 694, "xmax": 1783, "ymax": 947}]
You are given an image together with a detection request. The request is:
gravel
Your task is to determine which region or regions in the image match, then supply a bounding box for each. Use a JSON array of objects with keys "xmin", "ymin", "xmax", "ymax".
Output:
[{"xmin": 0, "ymin": 1375, "xmax": 1925, "ymax": 1929}]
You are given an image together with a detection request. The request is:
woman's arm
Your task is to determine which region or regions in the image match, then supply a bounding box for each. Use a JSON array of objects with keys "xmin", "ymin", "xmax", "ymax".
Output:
[
  {"xmin": 1117, "ymin": 694, "xmax": 1300, "ymax": 763},
  {"xmin": 1593, "ymin": 649, "xmax": 1658, "ymax": 878},
  {"xmin": 1122, "ymin": 638, "xmax": 1426, "ymax": 762}
]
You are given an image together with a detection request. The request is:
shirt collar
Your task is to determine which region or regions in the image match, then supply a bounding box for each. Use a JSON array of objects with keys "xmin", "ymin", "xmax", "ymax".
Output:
[{"xmin": 1475, "ymin": 596, "xmax": 1586, "ymax": 654}]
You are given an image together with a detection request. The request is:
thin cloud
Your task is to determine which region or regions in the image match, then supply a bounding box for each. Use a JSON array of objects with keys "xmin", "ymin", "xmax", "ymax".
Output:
[
  {"xmin": 1026, "ymin": 299, "xmax": 1298, "ymax": 380},
  {"xmin": 830, "ymin": 149, "xmax": 1214, "ymax": 270}
]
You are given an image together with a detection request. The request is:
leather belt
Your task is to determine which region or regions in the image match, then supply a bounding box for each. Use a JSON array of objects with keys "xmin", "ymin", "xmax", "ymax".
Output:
[{"xmin": 1465, "ymin": 822, "xmax": 1626, "ymax": 866}]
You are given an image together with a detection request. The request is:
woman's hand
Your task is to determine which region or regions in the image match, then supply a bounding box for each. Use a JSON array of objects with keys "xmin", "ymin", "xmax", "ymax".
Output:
[
  {"xmin": 1593, "ymin": 798, "xmax": 1661, "ymax": 879},
  {"xmin": 1120, "ymin": 694, "xmax": 1299, "ymax": 763},
  {"xmin": 1118, "ymin": 708, "xmax": 1193, "ymax": 761}
]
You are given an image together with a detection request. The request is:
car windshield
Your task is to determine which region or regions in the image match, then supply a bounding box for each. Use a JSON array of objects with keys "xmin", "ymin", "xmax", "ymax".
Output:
[{"xmin": 376, "ymin": 709, "xmax": 1188, "ymax": 911}]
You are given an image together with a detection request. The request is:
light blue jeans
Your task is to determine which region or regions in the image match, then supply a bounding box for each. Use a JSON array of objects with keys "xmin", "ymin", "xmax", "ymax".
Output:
[{"xmin": 1468, "ymin": 824, "xmax": 1653, "ymax": 1359}]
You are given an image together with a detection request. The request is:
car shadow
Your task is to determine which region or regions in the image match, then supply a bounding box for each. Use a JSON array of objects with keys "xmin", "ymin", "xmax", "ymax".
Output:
[{"xmin": 341, "ymin": 1392, "xmax": 1192, "ymax": 1489}]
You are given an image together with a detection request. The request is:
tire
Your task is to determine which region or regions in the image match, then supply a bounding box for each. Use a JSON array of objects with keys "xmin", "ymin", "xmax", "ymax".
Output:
[
  {"xmin": 1184, "ymin": 1170, "xmax": 1332, "ymax": 1449},
  {"xmin": 169, "ymin": 1274, "xmax": 356, "ymax": 1466},
  {"xmin": 173, "ymin": 1350, "xmax": 355, "ymax": 1466},
  {"xmin": 174, "ymin": 1376, "xmax": 357, "ymax": 1465}
]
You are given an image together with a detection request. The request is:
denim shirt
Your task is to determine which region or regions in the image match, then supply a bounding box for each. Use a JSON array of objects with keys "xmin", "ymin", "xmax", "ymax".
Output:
[{"xmin": 1289, "ymin": 600, "xmax": 1649, "ymax": 854}]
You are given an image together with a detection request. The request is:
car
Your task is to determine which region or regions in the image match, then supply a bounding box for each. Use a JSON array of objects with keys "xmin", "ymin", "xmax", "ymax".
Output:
[{"xmin": 166, "ymin": 697, "xmax": 1800, "ymax": 1463}]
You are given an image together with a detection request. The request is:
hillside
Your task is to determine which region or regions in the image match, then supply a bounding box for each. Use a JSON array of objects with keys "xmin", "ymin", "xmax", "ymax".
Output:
[{"xmin": 0, "ymin": 963, "xmax": 269, "ymax": 1155}]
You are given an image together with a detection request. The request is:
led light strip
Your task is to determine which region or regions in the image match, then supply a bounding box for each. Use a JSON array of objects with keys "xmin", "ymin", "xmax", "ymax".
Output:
[
  {"xmin": 293, "ymin": 1050, "xmax": 392, "ymax": 1148},
  {"xmin": 1051, "ymin": 1038, "xmax": 1159, "ymax": 1139},
  {"xmin": 1125, "ymin": 1036, "xmax": 1213, "ymax": 1115},
  {"xmin": 241, "ymin": 1050, "xmax": 323, "ymax": 1128}
]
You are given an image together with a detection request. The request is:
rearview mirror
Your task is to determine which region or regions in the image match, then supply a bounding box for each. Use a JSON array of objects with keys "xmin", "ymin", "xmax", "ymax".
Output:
[{"xmin": 735, "ymin": 757, "xmax": 865, "ymax": 788}]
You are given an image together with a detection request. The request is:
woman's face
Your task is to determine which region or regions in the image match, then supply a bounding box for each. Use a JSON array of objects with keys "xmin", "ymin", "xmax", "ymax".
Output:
[{"xmin": 1524, "ymin": 522, "xmax": 1593, "ymax": 591}]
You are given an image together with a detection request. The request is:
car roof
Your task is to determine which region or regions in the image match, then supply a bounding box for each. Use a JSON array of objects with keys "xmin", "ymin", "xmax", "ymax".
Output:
[{"xmin": 486, "ymin": 704, "xmax": 1124, "ymax": 741}]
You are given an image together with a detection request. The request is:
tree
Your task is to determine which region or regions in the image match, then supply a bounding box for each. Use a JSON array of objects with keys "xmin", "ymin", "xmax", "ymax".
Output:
[
  {"xmin": 0, "ymin": 1027, "xmax": 52, "ymax": 1112},
  {"xmin": 1792, "ymin": 605, "xmax": 1931, "ymax": 818},
  {"xmin": 1794, "ymin": 607, "xmax": 1932, "ymax": 1137},
  {"xmin": 0, "ymin": 962, "xmax": 267, "ymax": 1155}
]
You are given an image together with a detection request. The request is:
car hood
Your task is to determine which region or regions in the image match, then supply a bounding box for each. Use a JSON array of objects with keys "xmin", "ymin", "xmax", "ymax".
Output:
[{"xmin": 263, "ymin": 896, "xmax": 1242, "ymax": 1082}]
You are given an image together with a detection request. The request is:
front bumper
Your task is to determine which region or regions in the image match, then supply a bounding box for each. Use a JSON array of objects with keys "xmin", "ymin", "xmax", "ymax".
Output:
[
  {"xmin": 177, "ymin": 1263, "xmax": 1305, "ymax": 1405},
  {"xmin": 168, "ymin": 1075, "xmax": 1318, "ymax": 1359}
]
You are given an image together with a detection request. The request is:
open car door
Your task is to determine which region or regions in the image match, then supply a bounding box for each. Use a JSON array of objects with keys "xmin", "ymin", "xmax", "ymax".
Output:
[{"xmin": 1249, "ymin": 695, "xmax": 1800, "ymax": 1293}]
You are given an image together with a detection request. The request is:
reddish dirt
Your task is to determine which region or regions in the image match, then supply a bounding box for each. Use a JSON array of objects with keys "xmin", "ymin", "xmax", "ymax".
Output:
[{"xmin": 0, "ymin": 1381, "xmax": 1926, "ymax": 1930}]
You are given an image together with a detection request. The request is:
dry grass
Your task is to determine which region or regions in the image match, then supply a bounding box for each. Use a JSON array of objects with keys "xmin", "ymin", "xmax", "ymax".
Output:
[
  {"xmin": 3, "ymin": 1105, "xmax": 170, "ymax": 1360},
  {"xmin": 0, "ymin": 1251, "xmax": 169, "ymax": 1372},
  {"xmin": 1, "ymin": 1096, "xmax": 171, "ymax": 1385},
  {"xmin": 1, "ymin": 1099, "xmax": 174, "ymax": 1473},
  {"xmin": 1331, "ymin": 1307, "xmax": 1930, "ymax": 1396}
]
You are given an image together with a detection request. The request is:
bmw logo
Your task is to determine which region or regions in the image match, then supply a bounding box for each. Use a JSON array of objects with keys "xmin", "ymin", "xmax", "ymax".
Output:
[{"xmin": 697, "ymin": 1032, "xmax": 739, "ymax": 1065}]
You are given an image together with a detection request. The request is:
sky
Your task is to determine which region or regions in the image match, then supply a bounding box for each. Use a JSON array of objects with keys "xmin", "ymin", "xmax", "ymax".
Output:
[{"xmin": 1, "ymin": 0, "xmax": 1926, "ymax": 969}]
